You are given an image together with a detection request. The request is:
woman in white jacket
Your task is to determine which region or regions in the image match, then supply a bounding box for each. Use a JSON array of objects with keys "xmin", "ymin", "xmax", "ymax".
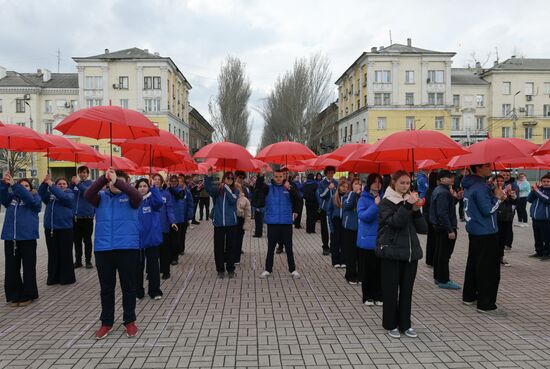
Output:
[{"xmin": 235, "ymin": 182, "xmax": 251, "ymax": 265}]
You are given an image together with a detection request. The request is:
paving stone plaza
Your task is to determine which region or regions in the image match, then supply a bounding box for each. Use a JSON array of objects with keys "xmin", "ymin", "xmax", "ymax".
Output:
[{"xmin": 1, "ymin": 213, "xmax": 550, "ymax": 369}]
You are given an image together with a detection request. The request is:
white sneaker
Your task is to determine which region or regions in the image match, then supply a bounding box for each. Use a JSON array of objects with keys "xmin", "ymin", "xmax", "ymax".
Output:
[
  {"xmin": 260, "ymin": 271, "xmax": 271, "ymax": 279},
  {"xmin": 291, "ymin": 271, "xmax": 301, "ymax": 279},
  {"xmin": 388, "ymin": 329, "xmax": 401, "ymax": 338},
  {"xmin": 404, "ymin": 328, "xmax": 418, "ymax": 338},
  {"xmin": 340, "ymin": 264, "xmax": 346, "ymax": 268},
  {"xmin": 375, "ymin": 300, "xmax": 383, "ymax": 306},
  {"xmin": 364, "ymin": 299, "xmax": 375, "ymax": 306},
  {"xmin": 333, "ymin": 264, "xmax": 341, "ymax": 268},
  {"xmin": 153, "ymin": 295, "xmax": 162, "ymax": 300}
]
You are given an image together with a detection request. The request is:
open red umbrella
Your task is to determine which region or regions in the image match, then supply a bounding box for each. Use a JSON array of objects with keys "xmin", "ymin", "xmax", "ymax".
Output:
[
  {"xmin": 361, "ymin": 130, "xmax": 469, "ymax": 171},
  {"xmin": 85, "ymin": 154, "xmax": 138, "ymax": 172},
  {"xmin": 256, "ymin": 141, "xmax": 316, "ymax": 165},
  {"xmin": 534, "ymin": 139, "xmax": 550, "ymax": 156},
  {"xmin": 326, "ymin": 143, "xmax": 370, "ymax": 160},
  {"xmin": 340, "ymin": 148, "xmax": 409, "ymax": 174},
  {"xmin": 46, "ymin": 142, "xmax": 103, "ymax": 163},
  {"xmin": 0, "ymin": 124, "xmax": 54, "ymax": 173},
  {"xmin": 124, "ymin": 148, "xmax": 191, "ymax": 169},
  {"xmin": 112, "ymin": 129, "xmax": 187, "ymax": 153},
  {"xmin": 296, "ymin": 153, "xmax": 341, "ymax": 170},
  {"xmin": 447, "ymin": 138, "xmax": 538, "ymax": 168},
  {"xmin": 55, "ymin": 106, "xmax": 160, "ymax": 165},
  {"xmin": 203, "ymin": 157, "xmax": 269, "ymax": 172},
  {"xmin": 194, "ymin": 141, "xmax": 253, "ymax": 160}
]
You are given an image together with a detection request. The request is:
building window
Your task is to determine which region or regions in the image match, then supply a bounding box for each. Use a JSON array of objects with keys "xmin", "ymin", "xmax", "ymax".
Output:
[
  {"xmin": 70, "ymin": 100, "xmax": 78, "ymax": 111},
  {"xmin": 526, "ymin": 104, "xmax": 534, "ymax": 117},
  {"xmin": 501, "ymin": 127, "xmax": 510, "ymax": 138},
  {"xmin": 545, "ymin": 83, "xmax": 550, "ymax": 95},
  {"xmin": 144, "ymin": 77, "xmax": 152, "ymax": 90},
  {"xmin": 374, "ymin": 70, "xmax": 391, "ymax": 83},
  {"xmin": 428, "ymin": 93, "xmax": 444, "ymax": 105},
  {"xmin": 427, "ymin": 70, "xmax": 444, "ymax": 83},
  {"xmin": 453, "ymin": 94, "xmax": 460, "ymax": 107},
  {"xmin": 349, "ymin": 124, "xmax": 353, "ymax": 140},
  {"xmin": 16, "ymin": 122, "xmax": 25, "ymax": 127},
  {"xmin": 544, "ymin": 105, "xmax": 550, "ymax": 117},
  {"xmin": 344, "ymin": 126, "xmax": 348, "ymax": 142},
  {"xmin": 377, "ymin": 117, "xmax": 387, "ymax": 130},
  {"xmin": 452, "ymin": 116, "xmax": 460, "ymax": 131},
  {"xmin": 84, "ymin": 76, "xmax": 103, "ymax": 90},
  {"xmin": 405, "ymin": 116, "xmax": 415, "ymax": 130},
  {"xmin": 405, "ymin": 71, "xmax": 414, "ymax": 84},
  {"xmin": 86, "ymin": 99, "xmax": 102, "ymax": 108},
  {"xmin": 476, "ymin": 95, "xmax": 485, "ymax": 107},
  {"xmin": 144, "ymin": 99, "xmax": 161, "ymax": 112},
  {"xmin": 476, "ymin": 116, "xmax": 485, "ymax": 130},
  {"xmin": 0, "ymin": 99, "xmax": 2, "ymax": 113},
  {"xmin": 120, "ymin": 99, "xmax": 129, "ymax": 109},
  {"xmin": 502, "ymin": 82, "xmax": 511, "ymax": 95},
  {"xmin": 524, "ymin": 127, "xmax": 533, "ymax": 140},
  {"xmin": 119, "ymin": 76, "xmax": 129, "ymax": 89},
  {"xmin": 435, "ymin": 116, "xmax": 444, "ymax": 130},
  {"xmin": 502, "ymin": 104, "xmax": 511, "ymax": 116},
  {"xmin": 525, "ymin": 82, "xmax": 534, "ymax": 96},
  {"xmin": 405, "ymin": 93, "xmax": 414, "ymax": 105},
  {"xmin": 374, "ymin": 93, "xmax": 391, "ymax": 105},
  {"xmin": 437, "ymin": 93, "xmax": 444, "ymax": 105},
  {"xmin": 544, "ymin": 127, "xmax": 550, "ymax": 140},
  {"xmin": 44, "ymin": 121, "xmax": 53, "ymax": 134},
  {"xmin": 16, "ymin": 99, "xmax": 25, "ymax": 113},
  {"xmin": 45, "ymin": 100, "xmax": 53, "ymax": 113},
  {"xmin": 153, "ymin": 77, "xmax": 161, "ymax": 90}
]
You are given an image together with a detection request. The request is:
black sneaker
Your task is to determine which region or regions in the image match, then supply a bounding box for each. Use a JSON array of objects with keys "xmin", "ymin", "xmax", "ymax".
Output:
[
  {"xmin": 276, "ymin": 247, "xmax": 284, "ymax": 254},
  {"xmin": 74, "ymin": 262, "xmax": 83, "ymax": 269},
  {"xmin": 192, "ymin": 221, "xmax": 200, "ymax": 225},
  {"xmin": 85, "ymin": 261, "xmax": 93, "ymax": 269},
  {"xmin": 162, "ymin": 273, "xmax": 170, "ymax": 280},
  {"xmin": 217, "ymin": 272, "xmax": 225, "ymax": 279},
  {"xmin": 540, "ymin": 255, "xmax": 550, "ymax": 261},
  {"xmin": 529, "ymin": 253, "xmax": 543, "ymax": 258},
  {"xmin": 171, "ymin": 260, "xmax": 178, "ymax": 266},
  {"xmin": 322, "ymin": 249, "xmax": 330, "ymax": 256},
  {"xmin": 228, "ymin": 271, "xmax": 235, "ymax": 279}
]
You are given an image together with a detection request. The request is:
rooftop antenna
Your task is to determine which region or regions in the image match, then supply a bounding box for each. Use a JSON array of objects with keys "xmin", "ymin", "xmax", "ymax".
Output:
[
  {"xmin": 495, "ymin": 46, "xmax": 499, "ymax": 63},
  {"xmin": 389, "ymin": 29, "xmax": 393, "ymax": 44},
  {"xmin": 56, "ymin": 48, "xmax": 61, "ymax": 72}
]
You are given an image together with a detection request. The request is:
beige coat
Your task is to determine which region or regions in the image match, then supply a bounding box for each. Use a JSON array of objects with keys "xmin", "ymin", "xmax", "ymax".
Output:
[{"xmin": 236, "ymin": 193, "xmax": 252, "ymax": 231}]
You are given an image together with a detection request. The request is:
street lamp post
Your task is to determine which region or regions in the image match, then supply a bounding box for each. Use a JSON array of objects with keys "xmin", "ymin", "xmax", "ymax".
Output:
[{"xmin": 512, "ymin": 90, "xmax": 521, "ymax": 138}]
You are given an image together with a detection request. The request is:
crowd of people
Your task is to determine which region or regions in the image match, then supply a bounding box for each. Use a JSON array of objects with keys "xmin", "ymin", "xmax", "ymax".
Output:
[{"xmin": 2, "ymin": 163, "xmax": 550, "ymax": 339}]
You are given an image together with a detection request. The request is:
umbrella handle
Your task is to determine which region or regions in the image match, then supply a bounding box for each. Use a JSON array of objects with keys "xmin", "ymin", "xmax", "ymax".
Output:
[{"xmin": 110, "ymin": 122, "xmax": 113, "ymax": 168}]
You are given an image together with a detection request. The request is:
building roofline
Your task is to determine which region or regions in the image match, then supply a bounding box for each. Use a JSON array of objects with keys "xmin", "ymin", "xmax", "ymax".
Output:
[{"xmin": 190, "ymin": 106, "xmax": 214, "ymax": 132}]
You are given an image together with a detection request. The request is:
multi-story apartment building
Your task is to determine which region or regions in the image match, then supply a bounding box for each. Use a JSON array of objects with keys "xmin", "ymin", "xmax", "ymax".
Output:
[
  {"xmin": 309, "ymin": 102, "xmax": 338, "ymax": 154},
  {"xmin": 0, "ymin": 67, "xmax": 79, "ymax": 178},
  {"xmin": 188, "ymin": 106, "xmax": 214, "ymax": 154},
  {"xmin": 335, "ymin": 41, "xmax": 550, "ymax": 147},
  {"xmin": 336, "ymin": 39, "xmax": 455, "ymax": 144}
]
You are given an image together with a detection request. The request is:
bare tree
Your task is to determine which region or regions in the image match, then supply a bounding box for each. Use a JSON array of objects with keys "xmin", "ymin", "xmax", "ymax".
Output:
[
  {"xmin": 260, "ymin": 52, "xmax": 334, "ymax": 150},
  {"xmin": 0, "ymin": 150, "xmax": 31, "ymax": 176},
  {"xmin": 209, "ymin": 56, "xmax": 252, "ymax": 147}
]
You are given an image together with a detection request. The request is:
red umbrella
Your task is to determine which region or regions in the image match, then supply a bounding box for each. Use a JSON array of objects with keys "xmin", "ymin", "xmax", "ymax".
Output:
[
  {"xmin": 361, "ymin": 130, "xmax": 469, "ymax": 171},
  {"xmin": 447, "ymin": 138, "xmax": 538, "ymax": 168},
  {"xmin": 112, "ymin": 129, "xmax": 187, "ymax": 153},
  {"xmin": 417, "ymin": 159, "xmax": 448, "ymax": 171},
  {"xmin": 203, "ymin": 157, "xmax": 268, "ymax": 172},
  {"xmin": 129, "ymin": 166, "xmax": 167, "ymax": 175},
  {"xmin": 285, "ymin": 163, "xmax": 309, "ymax": 172},
  {"xmin": 326, "ymin": 143, "xmax": 370, "ymax": 160},
  {"xmin": 340, "ymin": 150, "xmax": 409, "ymax": 174},
  {"xmin": 534, "ymin": 139, "xmax": 550, "ymax": 156},
  {"xmin": 296, "ymin": 153, "xmax": 341, "ymax": 170},
  {"xmin": 256, "ymin": 141, "xmax": 316, "ymax": 165},
  {"xmin": 86, "ymin": 154, "xmax": 138, "ymax": 172},
  {"xmin": 46, "ymin": 142, "xmax": 103, "ymax": 163},
  {"xmin": 194, "ymin": 141, "xmax": 253, "ymax": 160},
  {"xmin": 124, "ymin": 148, "xmax": 191, "ymax": 169},
  {"xmin": 55, "ymin": 106, "xmax": 160, "ymax": 165},
  {"xmin": 0, "ymin": 124, "xmax": 53, "ymax": 152}
]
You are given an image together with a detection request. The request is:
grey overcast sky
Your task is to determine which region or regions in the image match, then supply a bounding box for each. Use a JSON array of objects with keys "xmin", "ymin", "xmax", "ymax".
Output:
[{"xmin": 1, "ymin": 0, "xmax": 549, "ymax": 153}]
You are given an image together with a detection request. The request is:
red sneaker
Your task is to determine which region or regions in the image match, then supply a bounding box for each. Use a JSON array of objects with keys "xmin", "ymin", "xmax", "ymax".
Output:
[
  {"xmin": 125, "ymin": 322, "xmax": 138, "ymax": 338},
  {"xmin": 95, "ymin": 325, "xmax": 112, "ymax": 340}
]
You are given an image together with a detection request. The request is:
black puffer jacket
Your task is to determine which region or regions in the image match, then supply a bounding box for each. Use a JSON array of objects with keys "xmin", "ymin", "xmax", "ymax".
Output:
[
  {"xmin": 377, "ymin": 187, "xmax": 428, "ymax": 262},
  {"xmin": 497, "ymin": 189, "xmax": 517, "ymax": 222}
]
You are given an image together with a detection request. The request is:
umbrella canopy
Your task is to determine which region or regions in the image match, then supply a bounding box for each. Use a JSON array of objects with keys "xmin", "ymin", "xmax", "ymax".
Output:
[
  {"xmin": 0, "ymin": 124, "xmax": 53, "ymax": 152},
  {"xmin": 203, "ymin": 157, "xmax": 268, "ymax": 172},
  {"xmin": 85, "ymin": 154, "xmax": 138, "ymax": 172},
  {"xmin": 296, "ymin": 153, "xmax": 341, "ymax": 170},
  {"xmin": 124, "ymin": 148, "xmax": 191, "ymax": 169},
  {"xmin": 416, "ymin": 159, "xmax": 449, "ymax": 171},
  {"xmin": 339, "ymin": 150, "xmax": 409, "ymax": 174},
  {"xmin": 534, "ymin": 139, "xmax": 550, "ymax": 156},
  {"xmin": 46, "ymin": 142, "xmax": 103, "ymax": 163},
  {"xmin": 361, "ymin": 130, "xmax": 469, "ymax": 163},
  {"xmin": 40, "ymin": 134, "xmax": 80, "ymax": 152},
  {"xmin": 326, "ymin": 143, "xmax": 370, "ymax": 160},
  {"xmin": 55, "ymin": 106, "xmax": 159, "ymax": 140},
  {"xmin": 447, "ymin": 138, "xmax": 538, "ymax": 168},
  {"xmin": 194, "ymin": 141, "xmax": 253, "ymax": 160},
  {"xmin": 255, "ymin": 141, "xmax": 316, "ymax": 165},
  {"xmin": 112, "ymin": 129, "xmax": 187, "ymax": 152}
]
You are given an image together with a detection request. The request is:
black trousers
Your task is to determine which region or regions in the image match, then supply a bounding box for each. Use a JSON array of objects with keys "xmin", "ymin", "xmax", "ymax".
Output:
[
  {"xmin": 458, "ymin": 199, "xmax": 465, "ymax": 220},
  {"xmin": 516, "ymin": 197, "xmax": 528, "ymax": 223},
  {"xmin": 265, "ymin": 224, "xmax": 296, "ymax": 273},
  {"xmin": 214, "ymin": 226, "xmax": 236, "ymax": 273},
  {"xmin": 4, "ymin": 240, "xmax": 38, "ymax": 303},
  {"xmin": 159, "ymin": 232, "xmax": 171, "ymax": 274},
  {"xmin": 254, "ymin": 209, "xmax": 264, "ymax": 237},
  {"xmin": 73, "ymin": 217, "xmax": 94, "ymax": 264},
  {"xmin": 170, "ymin": 222, "xmax": 187, "ymax": 262},
  {"xmin": 235, "ymin": 217, "xmax": 245, "ymax": 263},
  {"xmin": 433, "ymin": 229, "xmax": 456, "ymax": 284},
  {"xmin": 305, "ymin": 203, "xmax": 318, "ymax": 233},
  {"xmin": 425, "ymin": 221, "xmax": 436, "ymax": 266},
  {"xmin": 497, "ymin": 220, "xmax": 514, "ymax": 256},
  {"xmin": 199, "ymin": 197, "xmax": 210, "ymax": 220},
  {"xmin": 45, "ymin": 228, "xmax": 75, "ymax": 285},
  {"xmin": 320, "ymin": 209, "xmax": 329, "ymax": 250},
  {"xmin": 463, "ymin": 233, "xmax": 500, "ymax": 311},
  {"xmin": 95, "ymin": 249, "xmax": 139, "ymax": 326},
  {"xmin": 136, "ymin": 247, "xmax": 162, "ymax": 299},
  {"xmin": 342, "ymin": 228, "xmax": 358, "ymax": 281},
  {"xmin": 294, "ymin": 199, "xmax": 303, "ymax": 228},
  {"xmin": 381, "ymin": 259, "xmax": 417, "ymax": 331},
  {"xmin": 358, "ymin": 248, "xmax": 381, "ymax": 302},
  {"xmin": 192, "ymin": 200, "xmax": 199, "ymax": 222},
  {"xmin": 532, "ymin": 220, "xmax": 550, "ymax": 256},
  {"xmin": 331, "ymin": 217, "xmax": 343, "ymax": 265}
]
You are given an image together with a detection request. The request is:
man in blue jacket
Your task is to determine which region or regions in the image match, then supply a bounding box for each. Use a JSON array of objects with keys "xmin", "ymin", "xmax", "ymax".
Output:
[
  {"xmin": 85, "ymin": 169, "xmax": 142, "ymax": 340},
  {"xmin": 317, "ymin": 166, "xmax": 338, "ymax": 256},
  {"xmin": 71, "ymin": 166, "xmax": 95, "ymax": 269},
  {"xmin": 257, "ymin": 169, "xmax": 301, "ymax": 279},
  {"xmin": 430, "ymin": 170, "xmax": 461, "ymax": 290},
  {"xmin": 462, "ymin": 163, "xmax": 507, "ymax": 316},
  {"xmin": 416, "ymin": 170, "xmax": 429, "ymax": 199},
  {"xmin": 527, "ymin": 174, "xmax": 550, "ymax": 259}
]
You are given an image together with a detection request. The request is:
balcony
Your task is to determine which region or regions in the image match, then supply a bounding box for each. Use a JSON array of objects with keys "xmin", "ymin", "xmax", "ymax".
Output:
[
  {"xmin": 143, "ymin": 90, "xmax": 162, "ymax": 98},
  {"xmin": 372, "ymin": 83, "xmax": 392, "ymax": 92},
  {"xmin": 83, "ymin": 89, "xmax": 103, "ymax": 98}
]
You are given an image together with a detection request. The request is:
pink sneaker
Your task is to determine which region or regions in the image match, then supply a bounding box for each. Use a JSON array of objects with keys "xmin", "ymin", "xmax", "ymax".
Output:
[{"xmin": 125, "ymin": 322, "xmax": 138, "ymax": 338}]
